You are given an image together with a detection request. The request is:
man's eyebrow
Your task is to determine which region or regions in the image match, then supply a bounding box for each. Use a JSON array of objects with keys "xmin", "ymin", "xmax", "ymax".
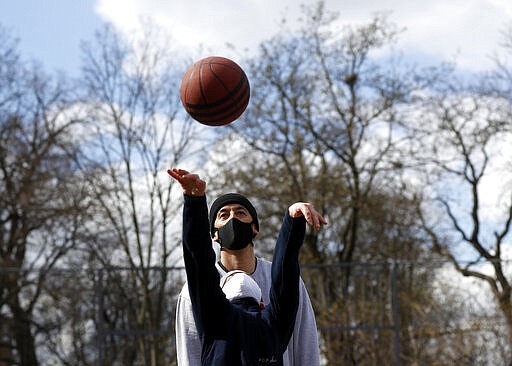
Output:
[{"xmin": 218, "ymin": 205, "xmax": 247, "ymax": 213}]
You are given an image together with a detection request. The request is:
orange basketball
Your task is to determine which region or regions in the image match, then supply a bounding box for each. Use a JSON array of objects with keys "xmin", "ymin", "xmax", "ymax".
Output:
[{"xmin": 180, "ymin": 56, "xmax": 250, "ymax": 126}]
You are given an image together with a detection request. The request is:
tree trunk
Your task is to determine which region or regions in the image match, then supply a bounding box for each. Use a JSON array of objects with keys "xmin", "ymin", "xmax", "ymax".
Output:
[
  {"xmin": 499, "ymin": 292, "xmax": 512, "ymax": 366},
  {"xmin": 12, "ymin": 304, "xmax": 38, "ymax": 366}
]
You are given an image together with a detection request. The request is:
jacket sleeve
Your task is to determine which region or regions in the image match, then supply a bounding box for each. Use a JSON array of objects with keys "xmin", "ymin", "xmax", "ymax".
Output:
[
  {"xmin": 268, "ymin": 210, "xmax": 306, "ymax": 352},
  {"xmin": 181, "ymin": 195, "xmax": 230, "ymax": 335}
]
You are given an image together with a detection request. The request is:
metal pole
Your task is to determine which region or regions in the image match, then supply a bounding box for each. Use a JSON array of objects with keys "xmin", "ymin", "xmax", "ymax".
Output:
[
  {"xmin": 391, "ymin": 262, "xmax": 401, "ymax": 366},
  {"xmin": 96, "ymin": 268, "xmax": 105, "ymax": 366}
]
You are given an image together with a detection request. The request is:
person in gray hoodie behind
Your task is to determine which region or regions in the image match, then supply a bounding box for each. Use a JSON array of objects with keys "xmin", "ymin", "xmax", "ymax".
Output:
[{"xmin": 171, "ymin": 168, "xmax": 323, "ymax": 366}]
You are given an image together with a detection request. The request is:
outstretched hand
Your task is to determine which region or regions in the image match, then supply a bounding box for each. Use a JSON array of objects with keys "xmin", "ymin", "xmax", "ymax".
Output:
[
  {"xmin": 167, "ymin": 168, "xmax": 206, "ymax": 197},
  {"xmin": 288, "ymin": 202, "xmax": 327, "ymax": 231}
]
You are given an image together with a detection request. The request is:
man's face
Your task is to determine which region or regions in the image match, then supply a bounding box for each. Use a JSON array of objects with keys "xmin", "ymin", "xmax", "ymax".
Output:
[{"xmin": 213, "ymin": 204, "xmax": 258, "ymax": 241}]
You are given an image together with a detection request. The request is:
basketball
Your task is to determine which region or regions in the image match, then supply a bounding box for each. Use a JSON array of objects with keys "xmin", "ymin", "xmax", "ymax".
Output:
[{"xmin": 180, "ymin": 56, "xmax": 250, "ymax": 126}]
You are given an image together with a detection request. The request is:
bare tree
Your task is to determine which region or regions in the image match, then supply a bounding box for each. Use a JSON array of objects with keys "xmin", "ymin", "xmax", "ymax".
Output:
[
  {"xmin": 415, "ymin": 76, "xmax": 512, "ymax": 361},
  {"xmin": 0, "ymin": 27, "xmax": 92, "ymax": 366},
  {"xmin": 75, "ymin": 24, "xmax": 200, "ymax": 365},
  {"xmin": 206, "ymin": 3, "xmax": 447, "ymax": 363},
  {"xmin": 215, "ymin": 3, "xmax": 444, "ymax": 264}
]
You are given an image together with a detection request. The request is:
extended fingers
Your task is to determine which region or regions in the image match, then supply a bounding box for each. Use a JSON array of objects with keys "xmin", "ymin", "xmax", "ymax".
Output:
[
  {"xmin": 167, "ymin": 168, "xmax": 189, "ymax": 181},
  {"xmin": 311, "ymin": 210, "xmax": 327, "ymax": 231},
  {"xmin": 305, "ymin": 205, "xmax": 322, "ymax": 230},
  {"xmin": 167, "ymin": 169, "xmax": 182, "ymax": 183},
  {"xmin": 167, "ymin": 168, "xmax": 206, "ymax": 196},
  {"xmin": 288, "ymin": 202, "xmax": 327, "ymax": 231}
]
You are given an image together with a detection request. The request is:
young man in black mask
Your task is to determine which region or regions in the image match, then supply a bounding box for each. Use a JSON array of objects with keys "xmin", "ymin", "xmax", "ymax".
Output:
[
  {"xmin": 210, "ymin": 193, "xmax": 258, "ymax": 250},
  {"xmin": 171, "ymin": 169, "xmax": 324, "ymax": 365}
]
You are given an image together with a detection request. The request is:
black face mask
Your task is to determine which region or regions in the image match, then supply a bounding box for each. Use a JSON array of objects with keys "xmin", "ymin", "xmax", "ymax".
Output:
[{"xmin": 217, "ymin": 218, "xmax": 254, "ymax": 250}]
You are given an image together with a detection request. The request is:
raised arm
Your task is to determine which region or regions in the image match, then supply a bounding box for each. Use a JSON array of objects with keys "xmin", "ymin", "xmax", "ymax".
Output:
[
  {"xmin": 269, "ymin": 202, "xmax": 327, "ymax": 350},
  {"xmin": 168, "ymin": 168, "xmax": 229, "ymax": 334}
]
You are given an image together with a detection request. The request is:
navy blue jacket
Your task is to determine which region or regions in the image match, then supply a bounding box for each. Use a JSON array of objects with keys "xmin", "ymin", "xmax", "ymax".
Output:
[{"xmin": 181, "ymin": 195, "xmax": 306, "ymax": 365}]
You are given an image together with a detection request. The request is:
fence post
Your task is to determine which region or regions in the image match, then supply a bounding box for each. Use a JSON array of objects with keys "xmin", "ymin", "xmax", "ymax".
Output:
[
  {"xmin": 391, "ymin": 262, "xmax": 401, "ymax": 366},
  {"xmin": 96, "ymin": 268, "xmax": 105, "ymax": 366}
]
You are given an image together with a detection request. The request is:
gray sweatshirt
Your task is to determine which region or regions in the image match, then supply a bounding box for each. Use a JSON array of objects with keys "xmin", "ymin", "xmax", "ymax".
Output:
[{"xmin": 175, "ymin": 258, "xmax": 321, "ymax": 366}]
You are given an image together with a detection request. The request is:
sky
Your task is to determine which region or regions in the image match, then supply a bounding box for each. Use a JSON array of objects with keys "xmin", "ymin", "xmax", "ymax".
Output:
[
  {"xmin": 1, "ymin": 0, "xmax": 511, "ymax": 77},
  {"xmin": 1, "ymin": 1, "xmax": 511, "ymax": 265}
]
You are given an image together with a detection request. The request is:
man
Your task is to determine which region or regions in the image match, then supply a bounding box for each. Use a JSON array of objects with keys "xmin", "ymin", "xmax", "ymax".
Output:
[
  {"xmin": 169, "ymin": 168, "xmax": 326, "ymax": 365},
  {"xmin": 171, "ymin": 169, "xmax": 323, "ymax": 365}
]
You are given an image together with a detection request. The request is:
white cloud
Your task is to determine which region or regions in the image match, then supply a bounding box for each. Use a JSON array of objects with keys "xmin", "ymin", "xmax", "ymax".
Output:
[
  {"xmin": 93, "ymin": 0, "xmax": 511, "ymax": 71},
  {"xmin": 94, "ymin": 0, "xmax": 289, "ymax": 57},
  {"xmin": 395, "ymin": 0, "xmax": 511, "ymax": 71}
]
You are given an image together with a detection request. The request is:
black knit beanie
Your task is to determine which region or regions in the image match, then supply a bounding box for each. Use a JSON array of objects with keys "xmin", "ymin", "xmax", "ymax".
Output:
[{"xmin": 209, "ymin": 193, "xmax": 259, "ymax": 236}]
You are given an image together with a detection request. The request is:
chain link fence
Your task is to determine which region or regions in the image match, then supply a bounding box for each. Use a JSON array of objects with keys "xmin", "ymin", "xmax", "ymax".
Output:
[{"xmin": 1, "ymin": 261, "xmax": 510, "ymax": 365}]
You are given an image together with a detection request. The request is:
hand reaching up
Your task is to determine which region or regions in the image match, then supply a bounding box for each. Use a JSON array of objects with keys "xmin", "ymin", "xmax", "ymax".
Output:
[{"xmin": 167, "ymin": 168, "xmax": 206, "ymax": 197}]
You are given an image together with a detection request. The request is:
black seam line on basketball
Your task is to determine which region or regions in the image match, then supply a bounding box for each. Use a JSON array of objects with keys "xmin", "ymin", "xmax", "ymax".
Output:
[
  {"xmin": 185, "ymin": 73, "xmax": 248, "ymax": 110},
  {"xmin": 187, "ymin": 88, "xmax": 249, "ymax": 120},
  {"xmin": 205, "ymin": 59, "xmax": 240, "ymax": 73},
  {"xmin": 187, "ymin": 85, "xmax": 249, "ymax": 116},
  {"xmin": 198, "ymin": 62, "xmax": 208, "ymax": 104},
  {"xmin": 189, "ymin": 96, "xmax": 249, "ymax": 123},
  {"xmin": 190, "ymin": 96, "xmax": 251, "ymax": 123},
  {"xmin": 186, "ymin": 86, "xmax": 248, "ymax": 119},
  {"xmin": 188, "ymin": 93, "xmax": 249, "ymax": 122},
  {"xmin": 208, "ymin": 61, "xmax": 239, "ymax": 106},
  {"xmin": 187, "ymin": 74, "xmax": 247, "ymax": 110}
]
